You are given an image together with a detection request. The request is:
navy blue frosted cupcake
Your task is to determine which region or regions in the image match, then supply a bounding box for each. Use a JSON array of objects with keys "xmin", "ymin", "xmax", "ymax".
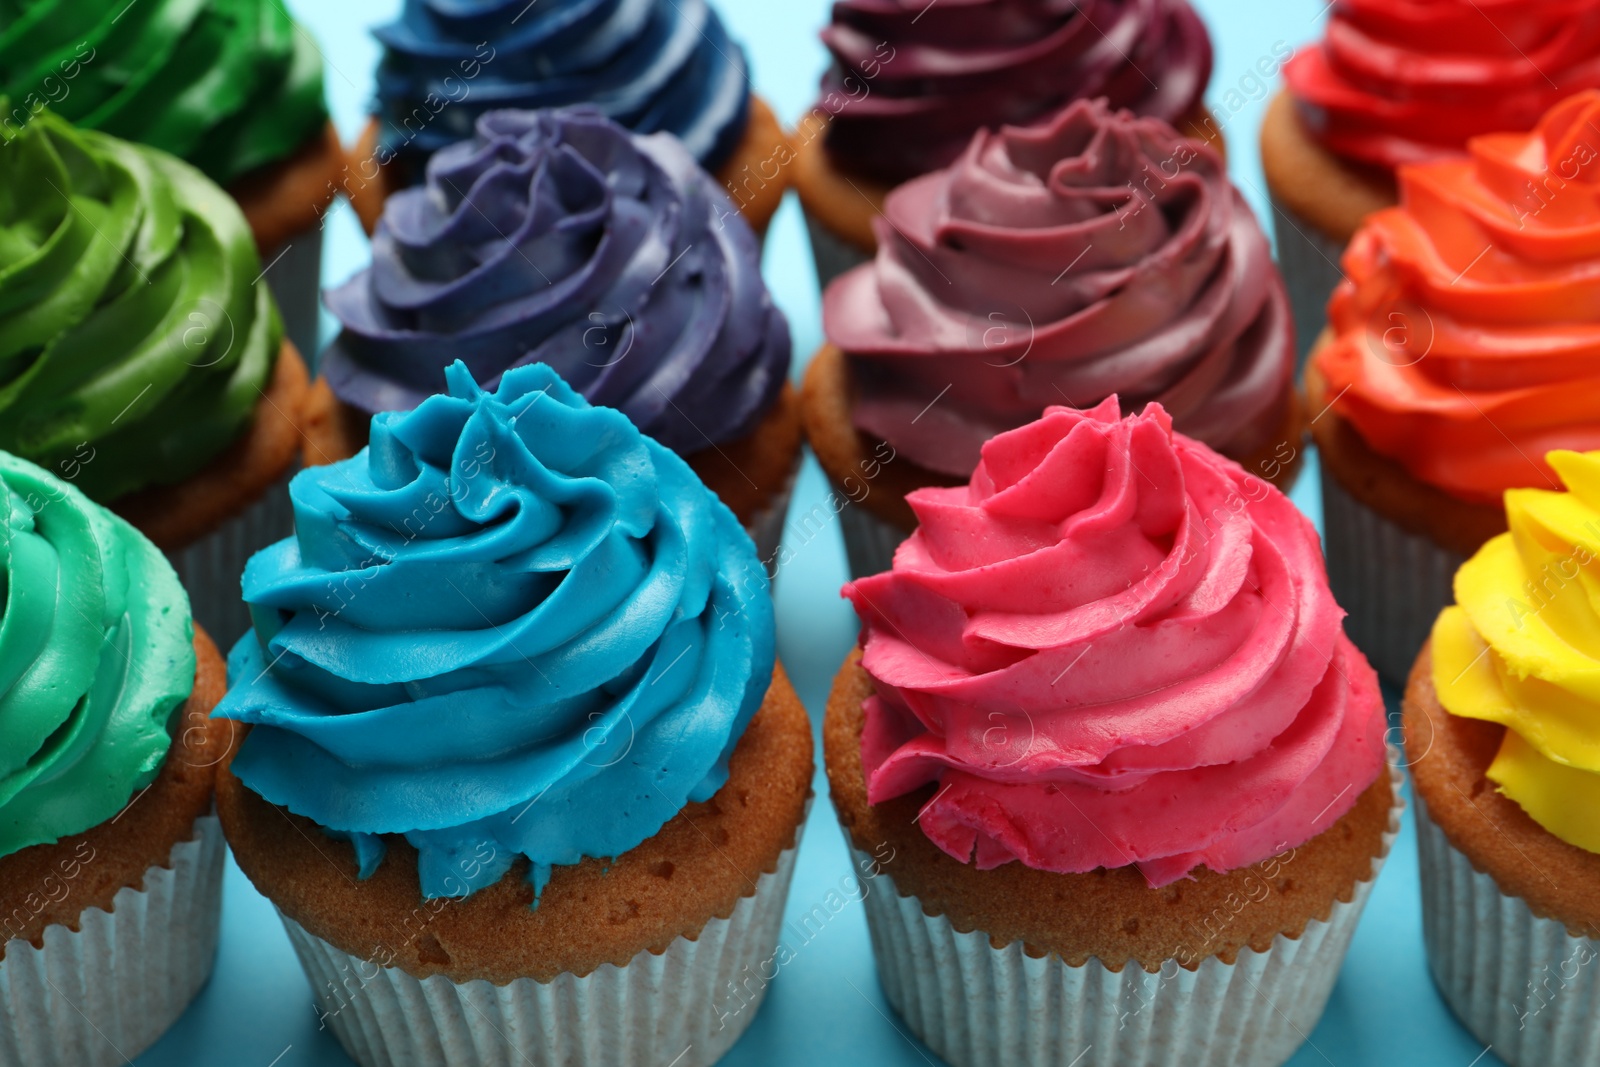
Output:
[{"xmin": 348, "ymin": 0, "xmax": 792, "ymax": 234}]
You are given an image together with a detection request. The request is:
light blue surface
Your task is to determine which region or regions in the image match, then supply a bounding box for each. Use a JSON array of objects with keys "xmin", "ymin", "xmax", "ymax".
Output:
[{"xmin": 141, "ymin": 2, "xmax": 1495, "ymax": 1064}]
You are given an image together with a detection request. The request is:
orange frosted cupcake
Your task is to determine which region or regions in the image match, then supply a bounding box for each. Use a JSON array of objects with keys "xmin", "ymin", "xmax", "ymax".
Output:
[{"xmin": 1309, "ymin": 91, "xmax": 1600, "ymax": 684}]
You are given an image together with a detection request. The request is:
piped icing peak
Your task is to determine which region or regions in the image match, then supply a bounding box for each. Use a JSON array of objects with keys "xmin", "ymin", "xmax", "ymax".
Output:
[
  {"xmin": 825, "ymin": 98, "xmax": 1292, "ymax": 479},
  {"xmin": 1285, "ymin": 0, "xmax": 1600, "ymax": 170},
  {"xmin": 817, "ymin": 0, "xmax": 1212, "ymax": 185},
  {"xmin": 1433, "ymin": 448, "xmax": 1600, "ymax": 854},
  {"xmin": 843, "ymin": 398, "xmax": 1386, "ymax": 886},
  {"xmin": 1316, "ymin": 91, "xmax": 1600, "ymax": 505},
  {"xmin": 0, "ymin": 450, "xmax": 194, "ymax": 859},
  {"xmin": 373, "ymin": 0, "xmax": 751, "ymax": 171},
  {"xmin": 215, "ymin": 361, "xmax": 774, "ymax": 900},
  {"xmin": 323, "ymin": 107, "xmax": 789, "ymax": 454}
]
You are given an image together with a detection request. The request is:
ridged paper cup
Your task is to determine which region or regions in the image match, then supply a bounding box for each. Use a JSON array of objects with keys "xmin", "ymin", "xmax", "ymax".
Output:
[
  {"xmin": 1416, "ymin": 796, "xmax": 1600, "ymax": 1066},
  {"xmin": 1268, "ymin": 194, "xmax": 1346, "ymax": 374},
  {"xmin": 804, "ymin": 213, "xmax": 873, "ymax": 294},
  {"xmin": 846, "ymin": 765, "xmax": 1403, "ymax": 1067},
  {"xmin": 749, "ymin": 456, "xmax": 801, "ymax": 580},
  {"xmin": 0, "ymin": 815, "xmax": 226, "ymax": 1067},
  {"xmin": 165, "ymin": 476, "xmax": 296, "ymax": 651},
  {"xmin": 282, "ymin": 843, "xmax": 800, "ymax": 1067},
  {"xmin": 838, "ymin": 501, "xmax": 907, "ymax": 579},
  {"xmin": 1321, "ymin": 469, "xmax": 1466, "ymax": 688},
  {"xmin": 262, "ymin": 226, "xmax": 325, "ymax": 368}
]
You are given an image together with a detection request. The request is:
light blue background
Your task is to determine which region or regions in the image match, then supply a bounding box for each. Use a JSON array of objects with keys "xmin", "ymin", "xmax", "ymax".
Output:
[{"xmin": 140, "ymin": 2, "xmax": 1497, "ymax": 1064}]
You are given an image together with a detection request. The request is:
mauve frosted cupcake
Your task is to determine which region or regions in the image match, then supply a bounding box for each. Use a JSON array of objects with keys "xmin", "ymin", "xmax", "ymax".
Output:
[
  {"xmin": 349, "ymin": 0, "xmax": 791, "ymax": 236},
  {"xmin": 825, "ymin": 398, "xmax": 1398, "ymax": 1067},
  {"xmin": 309, "ymin": 108, "xmax": 799, "ymax": 569},
  {"xmin": 216, "ymin": 361, "xmax": 812, "ymax": 1067},
  {"xmin": 1406, "ymin": 448, "xmax": 1600, "ymax": 1066},
  {"xmin": 803, "ymin": 99, "xmax": 1299, "ymax": 577},
  {"xmin": 792, "ymin": 0, "xmax": 1217, "ymax": 287}
]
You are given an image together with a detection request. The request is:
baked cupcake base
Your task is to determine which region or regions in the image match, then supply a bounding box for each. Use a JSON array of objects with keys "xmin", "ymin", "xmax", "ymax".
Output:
[
  {"xmin": 113, "ymin": 342, "xmax": 314, "ymax": 650},
  {"xmin": 804, "ymin": 343, "xmax": 1306, "ymax": 577},
  {"xmin": 793, "ymin": 106, "xmax": 1227, "ymax": 293},
  {"xmin": 1404, "ymin": 645, "xmax": 1600, "ymax": 1066},
  {"xmin": 1305, "ymin": 351, "xmax": 1505, "ymax": 686},
  {"xmin": 825, "ymin": 650, "xmax": 1400, "ymax": 1067},
  {"xmin": 1259, "ymin": 91, "xmax": 1396, "ymax": 369},
  {"xmin": 347, "ymin": 96, "xmax": 791, "ymax": 240},
  {"xmin": 229, "ymin": 121, "xmax": 346, "ymax": 363},
  {"xmin": 0, "ymin": 629, "xmax": 234, "ymax": 1067}
]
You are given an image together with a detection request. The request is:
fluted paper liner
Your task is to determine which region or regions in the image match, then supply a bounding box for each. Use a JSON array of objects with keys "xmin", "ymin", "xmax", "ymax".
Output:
[
  {"xmin": 0, "ymin": 815, "xmax": 226, "ymax": 1067},
  {"xmin": 838, "ymin": 501, "xmax": 906, "ymax": 579},
  {"xmin": 1321, "ymin": 471, "xmax": 1465, "ymax": 687},
  {"xmin": 1268, "ymin": 194, "xmax": 1346, "ymax": 373},
  {"xmin": 803, "ymin": 212, "xmax": 873, "ymax": 294},
  {"xmin": 167, "ymin": 473, "xmax": 296, "ymax": 651},
  {"xmin": 262, "ymin": 226, "xmax": 325, "ymax": 373},
  {"xmin": 281, "ymin": 843, "xmax": 800, "ymax": 1067},
  {"xmin": 846, "ymin": 764, "xmax": 1403, "ymax": 1067},
  {"xmin": 747, "ymin": 455, "xmax": 800, "ymax": 580},
  {"xmin": 1416, "ymin": 796, "xmax": 1600, "ymax": 1066}
]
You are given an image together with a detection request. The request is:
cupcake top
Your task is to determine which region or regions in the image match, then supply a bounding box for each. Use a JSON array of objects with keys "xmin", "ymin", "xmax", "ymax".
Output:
[
  {"xmin": 843, "ymin": 398, "xmax": 1386, "ymax": 886},
  {"xmin": 1432, "ymin": 448, "xmax": 1600, "ymax": 854},
  {"xmin": 373, "ymin": 0, "xmax": 751, "ymax": 172},
  {"xmin": 215, "ymin": 361, "xmax": 774, "ymax": 900},
  {"xmin": 0, "ymin": 107, "xmax": 282, "ymax": 502},
  {"xmin": 825, "ymin": 99, "xmax": 1292, "ymax": 479},
  {"xmin": 1284, "ymin": 1, "xmax": 1600, "ymax": 171},
  {"xmin": 0, "ymin": 450, "xmax": 195, "ymax": 859},
  {"xmin": 816, "ymin": 0, "xmax": 1212, "ymax": 186},
  {"xmin": 1315, "ymin": 91, "xmax": 1600, "ymax": 506},
  {"xmin": 323, "ymin": 108, "xmax": 789, "ymax": 454},
  {"xmin": 0, "ymin": 0, "xmax": 329, "ymax": 186}
]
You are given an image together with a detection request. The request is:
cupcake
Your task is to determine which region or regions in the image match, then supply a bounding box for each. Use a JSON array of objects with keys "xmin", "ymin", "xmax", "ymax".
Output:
[
  {"xmin": 824, "ymin": 397, "xmax": 1398, "ymax": 1067},
  {"xmin": 215, "ymin": 361, "xmax": 813, "ymax": 1067},
  {"xmin": 1265, "ymin": 0, "xmax": 1600, "ymax": 363},
  {"xmin": 803, "ymin": 99, "xmax": 1300, "ymax": 577},
  {"xmin": 0, "ymin": 450, "xmax": 233, "ymax": 1067},
  {"xmin": 311, "ymin": 108, "xmax": 799, "ymax": 569},
  {"xmin": 0, "ymin": 0, "xmax": 344, "ymax": 360},
  {"xmin": 348, "ymin": 0, "xmax": 790, "ymax": 238},
  {"xmin": 792, "ymin": 0, "xmax": 1217, "ymax": 288},
  {"xmin": 1406, "ymin": 448, "xmax": 1600, "ymax": 1065},
  {"xmin": 0, "ymin": 107, "xmax": 313, "ymax": 648},
  {"xmin": 1307, "ymin": 90, "xmax": 1600, "ymax": 686}
]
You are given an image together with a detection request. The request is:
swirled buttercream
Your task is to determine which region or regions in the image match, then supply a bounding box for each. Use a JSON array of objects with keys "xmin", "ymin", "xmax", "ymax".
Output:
[
  {"xmin": 373, "ymin": 0, "xmax": 751, "ymax": 171},
  {"xmin": 1433, "ymin": 448, "xmax": 1600, "ymax": 855},
  {"xmin": 0, "ymin": 0, "xmax": 328, "ymax": 185},
  {"xmin": 215, "ymin": 361, "xmax": 775, "ymax": 900},
  {"xmin": 817, "ymin": 0, "xmax": 1212, "ymax": 185},
  {"xmin": 1316, "ymin": 91, "xmax": 1600, "ymax": 505},
  {"xmin": 825, "ymin": 99, "xmax": 1292, "ymax": 479},
  {"xmin": 843, "ymin": 398, "xmax": 1386, "ymax": 886},
  {"xmin": 1285, "ymin": 0, "xmax": 1600, "ymax": 170},
  {"xmin": 0, "ymin": 107, "xmax": 282, "ymax": 502},
  {"xmin": 0, "ymin": 450, "xmax": 195, "ymax": 859},
  {"xmin": 323, "ymin": 108, "xmax": 789, "ymax": 452}
]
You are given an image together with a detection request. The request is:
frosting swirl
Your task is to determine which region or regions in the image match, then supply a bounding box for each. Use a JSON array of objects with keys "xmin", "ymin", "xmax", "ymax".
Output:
[
  {"xmin": 373, "ymin": 0, "xmax": 751, "ymax": 171},
  {"xmin": 215, "ymin": 361, "xmax": 775, "ymax": 900},
  {"xmin": 323, "ymin": 108, "xmax": 790, "ymax": 453},
  {"xmin": 0, "ymin": 450, "xmax": 195, "ymax": 859},
  {"xmin": 843, "ymin": 398, "xmax": 1386, "ymax": 886},
  {"xmin": 825, "ymin": 99, "xmax": 1292, "ymax": 479},
  {"xmin": 1285, "ymin": 0, "xmax": 1600, "ymax": 170},
  {"xmin": 1433, "ymin": 448, "xmax": 1600, "ymax": 855},
  {"xmin": 817, "ymin": 0, "xmax": 1212, "ymax": 185},
  {"xmin": 0, "ymin": 107, "xmax": 282, "ymax": 502},
  {"xmin": 0, "ymin": 0, "xmax": 328, "ymax": 186},
  {"xmin": 1316, "ymin": 91, "xmax": 1600, "ymax": 506}
]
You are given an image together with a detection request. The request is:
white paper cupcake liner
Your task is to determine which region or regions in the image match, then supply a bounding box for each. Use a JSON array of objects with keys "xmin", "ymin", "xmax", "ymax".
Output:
[
  {"xmin": 165, "ymin": 475, "xmax": 296, "ymax": 651},
  {"xmin": 803, "ymin": 211, "xmax": 874, "ymax": 294},
  {"xmin": 1416, "ymin": 796, "xmax": 1600, "ymax": 1066},
  {"xmin": 847, "ymin": 764, "xmax": 1402, "ymax": 1067},
  {"xmin": 1268, "ymin": 195, "xmax": 1346, "ymax": 372},
  {"xmin": 281, "ymin": 842, "xmax": 800, "ymax": 1067},
  {"xmin": 1320, "ymin": 468, "xmax": 1466, "ymax": 688},
  {"xmin": 837, "ymin": 500, "xmax": 909, "ymax": 579},
  {"xmin": 747, "ymin": 455, "xmax": 801, "ymax": 581},
  {"xmin": 261, "ymin": 225, "xmax": 326, "ymax": 368},
  {"xmin": 0, "ymin": 814, "xmax": 226, "ymax": 1067}
]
